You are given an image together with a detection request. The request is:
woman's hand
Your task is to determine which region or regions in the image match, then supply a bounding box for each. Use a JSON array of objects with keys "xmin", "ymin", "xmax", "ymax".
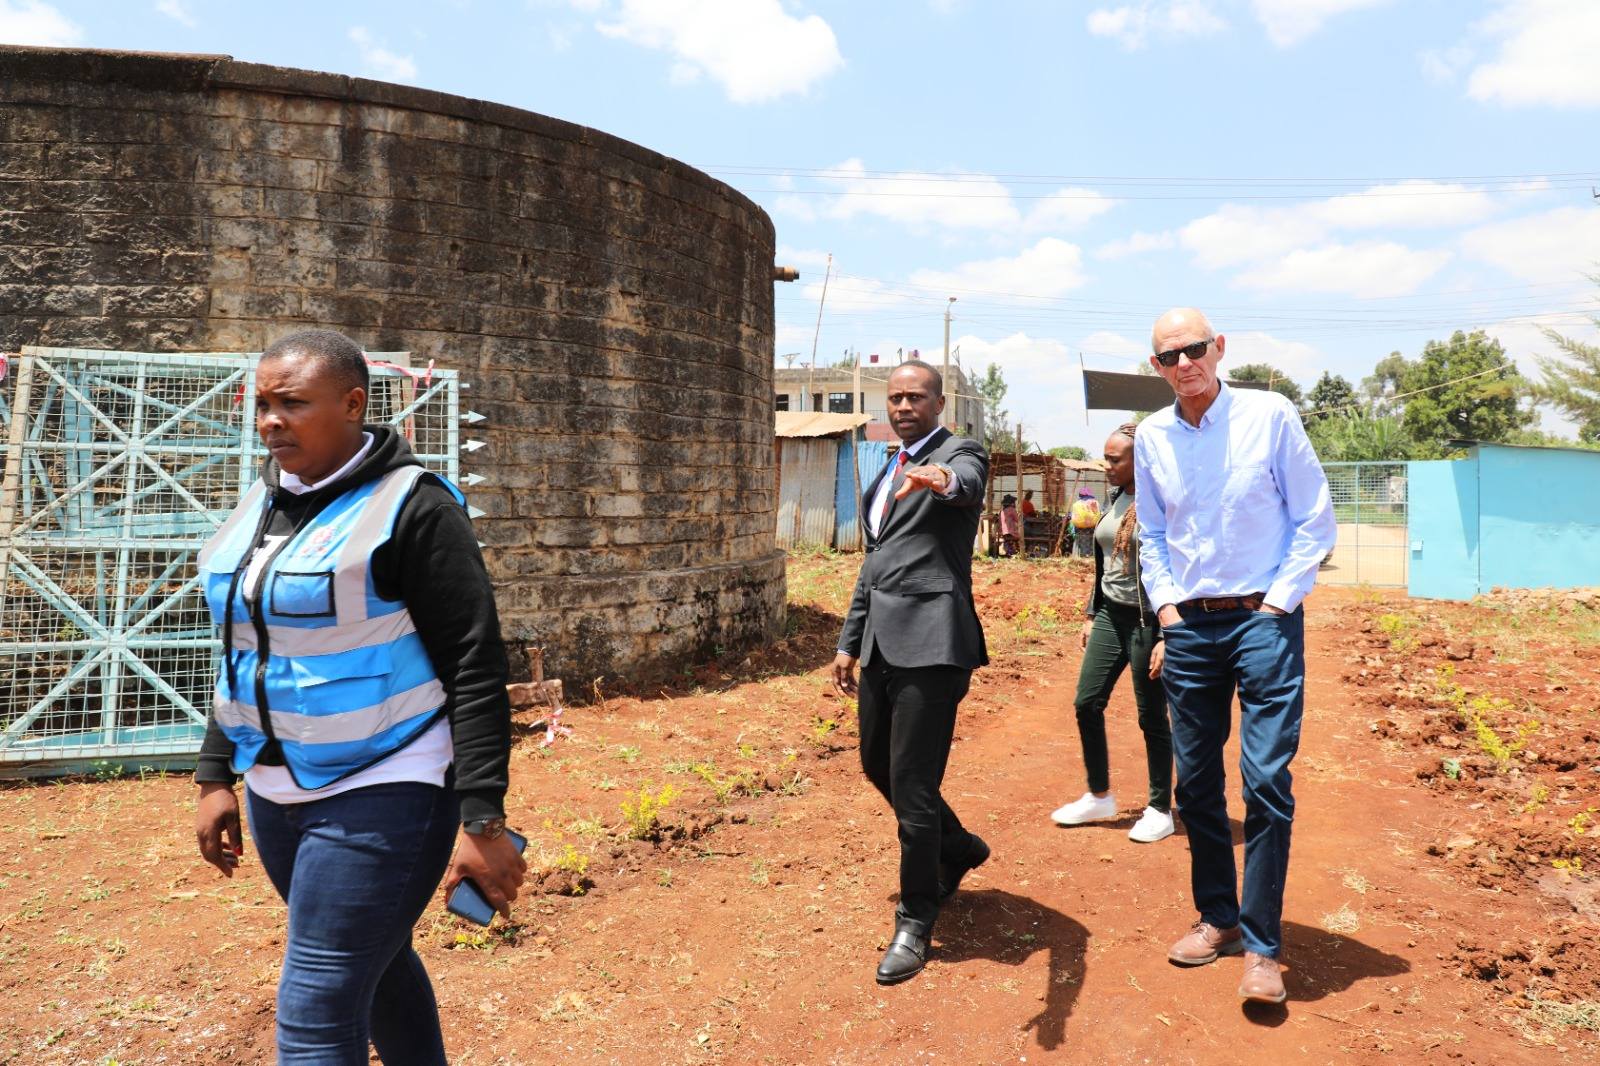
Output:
[
  {"xmin": 444, "ymin": 831, "xmax": 529, "ymax": 920},
  {"xmin": 1148, "ymin": 639, "xmax": 1166, "ymax": 680},
  {"xmin": 1080, "ymin": 622, "xmax": 1093, "ymax": 650},
  {"xmin": 195, "ymin": 782, "xmax": 243, "ymax": 877}
]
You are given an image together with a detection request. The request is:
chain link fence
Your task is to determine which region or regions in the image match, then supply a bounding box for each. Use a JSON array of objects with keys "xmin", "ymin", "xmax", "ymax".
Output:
[{"xmin": 1319, "ymin": 461, "xmax": 1408, "ymax": 587}]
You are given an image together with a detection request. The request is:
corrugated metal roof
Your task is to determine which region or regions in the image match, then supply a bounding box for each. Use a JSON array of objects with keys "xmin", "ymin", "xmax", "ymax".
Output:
[{"xmin": 775, "ymin": 411, "xmax": 871, "ymax": 438}]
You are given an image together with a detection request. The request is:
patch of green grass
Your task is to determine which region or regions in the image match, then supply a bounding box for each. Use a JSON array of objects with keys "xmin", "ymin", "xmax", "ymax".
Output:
[
  {"xmin": 1375, "ymin": 612, "xmax": 1417, "ymax": 653},
  {"xmin": 1433, "ymin": 666, "xmax": 1539, "ymax": 768},
  {"xmin": 621, "ymin": 782, "xmax": 680, "ymax": 840},
  {"xmin": 1011, "ymin": 604, "xmax": 1062, "ymax": 639}
]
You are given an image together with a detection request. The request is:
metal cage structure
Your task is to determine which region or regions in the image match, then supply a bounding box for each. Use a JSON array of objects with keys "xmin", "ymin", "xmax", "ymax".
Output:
[{"xmin": 0, "ymin": 346, "xmax": 462, "ymax": 777}]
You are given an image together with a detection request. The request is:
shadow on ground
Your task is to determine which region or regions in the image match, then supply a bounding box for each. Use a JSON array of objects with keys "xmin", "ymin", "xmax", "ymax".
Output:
[
  {"xmin": 1240, "ymin": 919, "xmax": 1413, "ymax": 1026},
  {"xmin": 935, "ymin": 888, "xmax": 1091, "ymax": 1051}
]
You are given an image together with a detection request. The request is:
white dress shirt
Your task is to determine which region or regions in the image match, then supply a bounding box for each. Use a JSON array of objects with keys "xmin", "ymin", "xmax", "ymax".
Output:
[
  {"xmin": 866, "ymin": 427, "xmax": 953, "ymax": 539},
  {"xmin": 1133, "ymin": 382, "xmax": 1336, "ymax": 614}
]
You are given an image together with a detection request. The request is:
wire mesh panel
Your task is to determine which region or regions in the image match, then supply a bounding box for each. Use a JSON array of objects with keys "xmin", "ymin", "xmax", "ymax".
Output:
[
  {"xmin": 0, "ymin": 347, "xmax": 461, "ymax": 776},
  {"xmin": 1320, "ymin": 461, "xmax": 1409, "ymax": 588}
]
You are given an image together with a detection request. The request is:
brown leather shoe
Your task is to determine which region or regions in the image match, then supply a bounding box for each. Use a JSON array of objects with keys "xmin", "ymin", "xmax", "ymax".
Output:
[
  {"xmin": 1167, "ymin": 920, "xmax": 1245, "ymax": 965},
  {"xmin": 1238, "ymin": 951, "xmax": 1287, "ymax": 1003}
]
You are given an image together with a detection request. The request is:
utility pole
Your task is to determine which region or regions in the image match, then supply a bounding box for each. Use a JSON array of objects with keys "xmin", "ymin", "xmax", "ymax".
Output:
[
  {"xmin": 852, "ymin": 345, "xmax": 861, "ymax": 418},
  {"xmin": 808, "ymin": 253, "xmax": 832, "ymax": 411},
  {"xmin": 943, "ymin": 296, "xmax": 956, "ymax": 430}
]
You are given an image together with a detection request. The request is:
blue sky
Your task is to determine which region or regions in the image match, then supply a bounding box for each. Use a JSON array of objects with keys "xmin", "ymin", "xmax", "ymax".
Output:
[{"xmin": 5, "ymin": 0, "xmax": 1599, "ymax": 450}]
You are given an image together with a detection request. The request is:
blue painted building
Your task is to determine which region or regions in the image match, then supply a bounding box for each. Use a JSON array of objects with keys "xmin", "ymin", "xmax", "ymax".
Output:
[{"xmin": 1407, "ymin": 442, "xmax": 1600, "ymax": 600}]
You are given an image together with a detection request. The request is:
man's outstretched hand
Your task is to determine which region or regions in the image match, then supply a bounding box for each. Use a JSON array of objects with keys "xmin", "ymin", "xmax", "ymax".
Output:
[{"xmin": 894, "ymin": 465, "xmax": 950, "ymax": 499}]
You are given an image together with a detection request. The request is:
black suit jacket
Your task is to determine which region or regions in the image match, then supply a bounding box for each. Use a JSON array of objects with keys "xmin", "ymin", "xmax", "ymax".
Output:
[{"xmin": 838, "ymin": 428, "xmax": 990, "ymax": 670}]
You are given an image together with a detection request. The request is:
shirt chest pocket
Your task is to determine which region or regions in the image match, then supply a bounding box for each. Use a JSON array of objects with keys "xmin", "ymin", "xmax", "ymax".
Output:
[
  {"xmin": 270, "ymin": 570, "xmax": 336, "ymax": 619},
  {"xmin": 1219, "ymin": 463, "xmax": 1271, "ymax": 514}
]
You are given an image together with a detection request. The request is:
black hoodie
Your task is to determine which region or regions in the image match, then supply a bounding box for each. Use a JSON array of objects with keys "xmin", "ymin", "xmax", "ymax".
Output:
[{"xmin": 194, "ymin": 425, "xmax": 512, "ymax": 823}]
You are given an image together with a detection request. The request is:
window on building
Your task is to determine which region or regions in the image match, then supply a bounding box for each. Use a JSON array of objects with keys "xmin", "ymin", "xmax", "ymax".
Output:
[
  {"xmin": 775, "ymin": 393, "xmax": 790, "ymax": 411},
  {"xmin": 827, "ymin": 392, "xmax": 854, "ymax": 413},
  {"xmin": 811, "ymin": 393, "xmax": 822, "ymax": 411}
]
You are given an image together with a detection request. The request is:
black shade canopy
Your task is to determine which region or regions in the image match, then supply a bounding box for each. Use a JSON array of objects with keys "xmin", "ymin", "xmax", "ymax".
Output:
[{"xmin": 1082, "ymin": 370, "xmax": 1270, "ymax": 412}]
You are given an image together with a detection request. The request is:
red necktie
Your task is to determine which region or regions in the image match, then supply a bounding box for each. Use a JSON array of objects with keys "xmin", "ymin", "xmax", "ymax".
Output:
[{"xmin": 879, "ymin": 450, "xmax": 910, "ymax": 526}]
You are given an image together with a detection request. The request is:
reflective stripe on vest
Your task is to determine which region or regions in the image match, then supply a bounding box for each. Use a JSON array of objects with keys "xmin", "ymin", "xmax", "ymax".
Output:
[{"xmin": 199, "ymin": 465, "xmax": 463, "ymax": 789}]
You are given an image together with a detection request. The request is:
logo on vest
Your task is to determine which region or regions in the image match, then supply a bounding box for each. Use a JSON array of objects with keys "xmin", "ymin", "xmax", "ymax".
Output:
[{"xmin": 297, "ymin": 526, "xmax": 339, "ymax": 557}]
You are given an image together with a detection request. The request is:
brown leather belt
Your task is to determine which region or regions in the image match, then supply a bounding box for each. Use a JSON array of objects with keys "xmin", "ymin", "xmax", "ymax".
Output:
[{"xmin": 1179, "ymin": 593, "xmax": 1265, "ymax": 614}]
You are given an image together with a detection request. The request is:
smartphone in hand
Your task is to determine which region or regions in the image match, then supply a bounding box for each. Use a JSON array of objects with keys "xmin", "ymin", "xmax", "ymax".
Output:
[{"xmin": 446, "ymin": 829, "xmax": 528, "ymax": 926}]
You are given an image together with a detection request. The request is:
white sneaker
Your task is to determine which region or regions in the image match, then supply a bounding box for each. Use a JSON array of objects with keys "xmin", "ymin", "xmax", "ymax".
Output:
[
  {"xmin": 1051, "ymin": 792, "xmax": 1118, "ymax": 826},
  {"xmin": 1128, "ymin": 806, "xmax": 1175, "ymax": 843}
]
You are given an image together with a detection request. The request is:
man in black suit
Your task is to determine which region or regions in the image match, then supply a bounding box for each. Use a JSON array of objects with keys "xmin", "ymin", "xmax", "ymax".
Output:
[{"xmin": 832, "ymin": 359, "xmax": 991, "ymax": 985}]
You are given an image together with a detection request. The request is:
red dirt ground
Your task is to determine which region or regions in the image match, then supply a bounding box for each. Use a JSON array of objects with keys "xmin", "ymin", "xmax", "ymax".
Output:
[{"xmin": 1, "ymin": 555, "xmax": 1596, "ymax": 1065}]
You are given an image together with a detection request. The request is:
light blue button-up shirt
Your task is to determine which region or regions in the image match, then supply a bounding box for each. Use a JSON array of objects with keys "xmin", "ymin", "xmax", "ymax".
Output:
[{"xmin": 1134, "ymin": 381, "xmax": 1336, "ymax": 613}]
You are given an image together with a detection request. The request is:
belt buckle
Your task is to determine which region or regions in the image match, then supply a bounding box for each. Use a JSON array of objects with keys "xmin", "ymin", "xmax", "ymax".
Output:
[{"xmin": 1201, "ymin": 598, "xmax": 1221, "ymax": 613}]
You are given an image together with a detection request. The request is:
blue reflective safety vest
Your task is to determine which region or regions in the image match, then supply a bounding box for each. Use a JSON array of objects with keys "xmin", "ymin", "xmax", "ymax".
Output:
[{"xmin": 198, "ymin": 465, "xmax": 463, "ymax": 788}]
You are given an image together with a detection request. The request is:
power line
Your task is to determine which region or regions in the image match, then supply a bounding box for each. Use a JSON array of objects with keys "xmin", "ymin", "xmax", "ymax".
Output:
[{"xmin": 703, "ymin": 164, "xmax": 1599, "ymax": 185}]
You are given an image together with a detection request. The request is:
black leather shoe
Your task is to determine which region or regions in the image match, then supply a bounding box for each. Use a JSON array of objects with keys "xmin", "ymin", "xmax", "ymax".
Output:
[
  {"xmin": 876, "ymin": 926, "xmax": 930, "ymax": 985},
  {"xmin": 938, "ymin": 834, "xmax": 991, "ymax": 901}
]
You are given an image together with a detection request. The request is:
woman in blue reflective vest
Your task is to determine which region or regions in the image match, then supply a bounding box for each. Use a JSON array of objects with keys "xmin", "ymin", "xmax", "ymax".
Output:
[{"xmin": 192, "ymin": 329, "xmax": 525, "ymax": 1065}]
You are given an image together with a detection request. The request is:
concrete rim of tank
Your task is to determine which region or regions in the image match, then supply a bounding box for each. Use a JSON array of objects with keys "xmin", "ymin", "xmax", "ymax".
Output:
[{"xmin": 0, "ymin": 43, "xmax": 772, "ymax": 235}]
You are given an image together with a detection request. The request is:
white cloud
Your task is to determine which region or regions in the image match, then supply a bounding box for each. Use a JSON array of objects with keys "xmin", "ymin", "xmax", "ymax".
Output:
[
  {"xmin": 1024, "ymin": 189, "xmax": 1118, "ymax": 232},
  {"xmin": 348, "ymin": 27, "xmax": 419, "ymax": 83},
  {"xmin": 909, "ymin": 239, "xmax": 1089, "ymax": 299},
  {"xmin": 154, "ymin": 0, "xmax": 195, "ymax": 28},
  {"xmin": 1311, "ymin": 181, "xmax": 1498, "ymax": 229},
  {"xmin": 800, "ymin": 274, "xmax": 911, "ymax": 315},
  {"xmin": 1466, "ymin": 0, "xmax": 1600, "ymax": 108},
  {"xmin": 778, "ymin": 159, "xmax": 1022, "ymax": 231},
  {"xmin": 1459, "ymin": 206, "xmax": 1600, "ymax": 284},
  {"xmin": 1178, "ymin": 183, "xmax": 1491, "ymax": 285},
  {"xmin": 0, "ymin": 0, "xmax": 81, "ymax": 45},
  {"xmin": 1250, "ymin": 0, "xmax": 1391, "ymax": 48},
  {"xmin": 1181, "ymin": 204, "xmax": 1326, "ymax": 269},
  {"xmin": 1086, "ymin": 1, "xmax": 1225, "ymax": 50},
  {"xmin": 1222, "ymin": 330, "xmax": 1326, "ymax": 383},
  {"xmin": 1233, "ymin": 241, "xmax": 1451, "ymax": 298},
  {"xmin": 958, "ymin": 332, "xmax": 1099, "ymax": 448},
  {"xmin": 595, "ymin": 0, "xmax": 842, "ymax": 104},
  {"xmin": 774, "ymin": 245, "xmax": 834, "ymax": 272},
  {"xmin": 775, "ymin": 159, "xmax": 1117, "ymax": 236},
  {"xmin": 1095, "ymin": 230, "xmax": 1177, "ymax": 260}
]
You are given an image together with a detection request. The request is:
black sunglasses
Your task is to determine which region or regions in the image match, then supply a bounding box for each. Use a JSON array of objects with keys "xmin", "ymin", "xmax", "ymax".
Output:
[{"xmin": 1153, "ymin": 339, "xmax": 1213, "ymax": 367}]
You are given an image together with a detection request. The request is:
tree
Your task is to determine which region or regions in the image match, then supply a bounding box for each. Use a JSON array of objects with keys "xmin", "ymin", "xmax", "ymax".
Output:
[
  {"xmin": 1361, "ymin": 352, "xmax": 1409, "ymax": 416},
  {"xmin": 1048, "ymin": 445, "xmax": 1090, "ymax": 460},
  {"xmin": 1306, "ymin": 412, "xmax": 1415, "ymax": 462},
  {"xmin": 1390, "ymin": 331, "xmax": 1534, "ymax": 456},
  {"xmin": 1228, "ymin": 362, "xmax": 1303, "ymax": 406},
  {"xmin": 976, "ymin": 363, "xmax": 1013, "ymax": 452},
  {"xmin": 1535, "ymin": 299, "xmax": 1600, "ymax": 443},
  {"xmin": 1304, "ymin": 372, "xmax": 1358, "ymax": 421}
]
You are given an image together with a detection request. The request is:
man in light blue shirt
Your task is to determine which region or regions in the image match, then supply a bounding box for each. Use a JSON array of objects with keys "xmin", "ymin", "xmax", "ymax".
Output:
[{"xmin": 1134, "ymin": 307, "xmax": 1335, "ymax": 1006}]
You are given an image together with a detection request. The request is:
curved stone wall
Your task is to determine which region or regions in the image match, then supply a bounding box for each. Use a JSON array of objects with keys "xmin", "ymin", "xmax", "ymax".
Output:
[{"xmin": 0, "ymin": 46, "xmax": 783, "ymax": 683}]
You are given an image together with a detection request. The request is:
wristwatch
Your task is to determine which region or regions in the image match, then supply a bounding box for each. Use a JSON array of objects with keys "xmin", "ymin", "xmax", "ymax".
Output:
[{"xmin": 462, "ymin": 817, "xmax": 506, "ymax": 839}]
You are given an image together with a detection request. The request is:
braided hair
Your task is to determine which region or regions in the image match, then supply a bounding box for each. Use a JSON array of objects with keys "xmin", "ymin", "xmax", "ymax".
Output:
[{"xmin": 1109, "ymin": 422, "xmax": 1139, "ymax": 563}]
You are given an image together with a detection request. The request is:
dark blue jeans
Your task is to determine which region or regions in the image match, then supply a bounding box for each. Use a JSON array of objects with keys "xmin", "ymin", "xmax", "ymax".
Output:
[
  {"xmin": 247, "ymin": 782, "xmax": 459, "ymax": 1066},
  {"xmin": 1160, "ymin": 607, "xmax": 1305, "ymax": 958}
]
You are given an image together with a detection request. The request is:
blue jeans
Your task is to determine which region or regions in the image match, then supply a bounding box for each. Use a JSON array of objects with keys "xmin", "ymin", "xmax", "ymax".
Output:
[
  {"xmin": 247, "ymin": 782, "xmax": 459, "ymax": 1065},
  {"xmin": 1160, "ymin": 607, "xmax": 1305, "ymax": 957}
]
